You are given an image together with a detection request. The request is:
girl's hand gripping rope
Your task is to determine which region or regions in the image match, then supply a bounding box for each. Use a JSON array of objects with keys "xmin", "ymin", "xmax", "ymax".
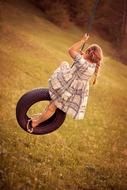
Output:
[{"xmin": 81, "ymin": 33, "xmax": 90, "ymax": 42}]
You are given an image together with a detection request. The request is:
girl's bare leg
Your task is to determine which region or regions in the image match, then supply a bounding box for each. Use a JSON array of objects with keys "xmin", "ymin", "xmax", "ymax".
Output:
[{"xmin": 31, "ymin": 100, "xmax": 57, "ymax": 128}]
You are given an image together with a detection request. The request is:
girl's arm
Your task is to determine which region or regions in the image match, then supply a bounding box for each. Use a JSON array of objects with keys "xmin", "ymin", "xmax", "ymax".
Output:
[{"xmin": 68, "ymin": 33, "xmax": 89, "ymax": 59}]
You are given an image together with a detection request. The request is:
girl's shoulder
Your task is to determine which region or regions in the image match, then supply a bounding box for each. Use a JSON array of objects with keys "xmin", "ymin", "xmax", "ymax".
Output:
[
  {"xmin": 75, "ymin": 53, "xmax": 95, "ymax": 65},
  {"xmin": 74, "ymin": 53, "xmax": 96, "ymax": 72},
  {"xmin": 74, "ymin": 52, "xmax": 82, "ymax": 61},
  {"xmin": 74, "ymin": 53, "xmax": 88, "ymax": 65}
]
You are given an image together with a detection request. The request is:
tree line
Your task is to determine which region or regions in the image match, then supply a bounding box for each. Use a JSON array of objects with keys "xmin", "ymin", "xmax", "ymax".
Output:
[{"xmin": 32, "ymin": 0, "xmax": 127, "ymax": 62}]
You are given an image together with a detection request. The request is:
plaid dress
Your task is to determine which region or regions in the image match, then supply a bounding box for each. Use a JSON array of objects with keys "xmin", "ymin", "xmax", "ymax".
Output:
[{"xmin": 48, "ymin": 53, "xmax": 96, "ymax": 120}]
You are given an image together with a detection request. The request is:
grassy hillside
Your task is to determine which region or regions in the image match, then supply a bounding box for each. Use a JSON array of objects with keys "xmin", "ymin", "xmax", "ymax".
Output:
[{"xmin": 0, "ymin": 1, "xmax": 127, "ymax": 190}]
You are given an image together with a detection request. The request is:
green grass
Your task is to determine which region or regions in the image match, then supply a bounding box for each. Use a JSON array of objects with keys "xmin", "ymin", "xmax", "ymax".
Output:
[{"xmin": 0, "ymin": 1, "xmax": 127, "ymax": 190}]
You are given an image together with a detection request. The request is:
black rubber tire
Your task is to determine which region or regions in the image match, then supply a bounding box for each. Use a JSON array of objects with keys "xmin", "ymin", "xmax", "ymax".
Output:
[{"xmin": 16, "ymin": 88, "xmax": 66, "ymax": 135}]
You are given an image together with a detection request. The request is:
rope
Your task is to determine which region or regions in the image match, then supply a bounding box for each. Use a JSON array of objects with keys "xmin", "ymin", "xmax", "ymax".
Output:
[
  {"xmin": 71, "ymin": 0, "xmax": 100, "ymax": 68},
  {"xmin": 80, "ymin": 0, "xmax": 100, "ymax": 51}
]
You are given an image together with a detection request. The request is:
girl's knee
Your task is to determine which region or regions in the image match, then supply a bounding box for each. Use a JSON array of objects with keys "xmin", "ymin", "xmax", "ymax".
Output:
[{"xmin": 48, "ymin": 101, "xmax": 57, "ymax": 112}]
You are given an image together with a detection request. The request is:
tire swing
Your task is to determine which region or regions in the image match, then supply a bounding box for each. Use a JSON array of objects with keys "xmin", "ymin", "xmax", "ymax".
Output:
[
  {"xmin": 16, "ymin": 0, "xmax": 100, "ymax": 135},
  {"xmin": 16, "ymin": 88, "xmax": 66, "ymax": 135}
]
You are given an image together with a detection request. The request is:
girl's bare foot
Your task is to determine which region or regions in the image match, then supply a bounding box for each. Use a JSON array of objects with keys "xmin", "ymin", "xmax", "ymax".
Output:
[
  {"xmin": 31, "ymin": 119, "xmax": 39, "ymax": 128},
  {"xmin": 27, "ymin": 100, "xmax": 57, "ymax": 132}
]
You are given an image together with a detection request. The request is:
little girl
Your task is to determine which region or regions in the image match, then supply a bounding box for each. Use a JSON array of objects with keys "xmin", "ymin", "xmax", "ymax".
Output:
[{"xmin": 27, "ymin": 33, "xmax": 103, "ymax": 133}]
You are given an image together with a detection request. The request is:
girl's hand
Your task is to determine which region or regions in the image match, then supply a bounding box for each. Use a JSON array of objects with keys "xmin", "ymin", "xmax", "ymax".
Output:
[{"xmin": 82, "ymin": 33, "xmax": 89, "ymax": 42}]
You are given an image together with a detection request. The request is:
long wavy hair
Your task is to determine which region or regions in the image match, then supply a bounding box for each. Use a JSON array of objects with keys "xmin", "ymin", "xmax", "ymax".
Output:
[{"xmin": 85, "ymin": 44, "xmax": 103, "ymax": 77}]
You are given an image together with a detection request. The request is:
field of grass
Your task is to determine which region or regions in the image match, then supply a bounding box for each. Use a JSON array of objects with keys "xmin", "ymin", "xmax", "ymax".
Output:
[{"xmin": 0, "ymin": 1, "xmax": 127, "ymax": 190}]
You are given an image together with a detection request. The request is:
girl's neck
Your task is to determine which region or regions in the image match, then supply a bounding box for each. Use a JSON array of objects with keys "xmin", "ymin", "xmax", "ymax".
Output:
[{"xmin": 83, "ymin": 53, "xmax": 94, "ymax": 64}]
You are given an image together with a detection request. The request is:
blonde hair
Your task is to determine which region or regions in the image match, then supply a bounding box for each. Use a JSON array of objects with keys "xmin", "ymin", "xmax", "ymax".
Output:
[{"xmin": 85, "ymin": 44, "xmax": 103, "ymax": 78}]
